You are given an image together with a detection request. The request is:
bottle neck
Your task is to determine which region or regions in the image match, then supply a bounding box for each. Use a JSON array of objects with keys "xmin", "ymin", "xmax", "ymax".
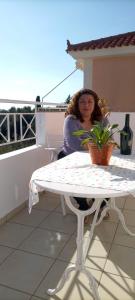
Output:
[{"xmin": 125, "ymin": 114, "xmax": 130, "ymax": 127}]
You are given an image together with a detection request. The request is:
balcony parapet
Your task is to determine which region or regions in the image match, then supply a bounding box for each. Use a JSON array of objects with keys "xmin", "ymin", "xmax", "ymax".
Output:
[{"xmin": 0, "ymin": 145, "xmax": 51, "ymax": 224}]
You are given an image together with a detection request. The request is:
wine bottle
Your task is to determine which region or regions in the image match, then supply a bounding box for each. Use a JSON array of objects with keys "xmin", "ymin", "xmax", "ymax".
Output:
[{"xmin": 120, "ymin": 114, "xmax": 133, "ymax": 155}]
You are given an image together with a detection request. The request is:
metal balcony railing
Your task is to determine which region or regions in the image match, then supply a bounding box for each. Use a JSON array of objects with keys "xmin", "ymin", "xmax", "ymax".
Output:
[
  {"xmin": 0, "ymin": 112, "xmax": 36, "ymax": 146},
  {"xmin": 0, "ymin": 98, "xmax": 67, "ymax": 147}
]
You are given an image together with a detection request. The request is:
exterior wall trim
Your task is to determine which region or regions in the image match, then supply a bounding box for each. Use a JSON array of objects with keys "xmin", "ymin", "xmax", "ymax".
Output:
[{"xmin": 69, "ymin": 45, "xmax": 135, "ymax": 61}]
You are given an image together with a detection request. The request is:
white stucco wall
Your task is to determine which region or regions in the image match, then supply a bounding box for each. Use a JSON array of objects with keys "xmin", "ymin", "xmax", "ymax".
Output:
[
  {"xmin": 36, "ymin": 111, "xmax": 65, "ymax": 147},
  {"xmin": 36, "ymin": 111, "xmax": 135, "ymax": 150},
  {"xmin": 0, "ymin": 145, "xmax": 50, "ymax": 219}
]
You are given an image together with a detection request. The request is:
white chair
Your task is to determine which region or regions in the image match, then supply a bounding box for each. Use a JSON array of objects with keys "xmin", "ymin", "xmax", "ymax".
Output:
[
  {"xmin": 46, "ymin": 134, "xmax": 67, "ymax": 216},
  {"xmin": 36, "ymin": 112, "xmax": 67, "ymax": 215}
]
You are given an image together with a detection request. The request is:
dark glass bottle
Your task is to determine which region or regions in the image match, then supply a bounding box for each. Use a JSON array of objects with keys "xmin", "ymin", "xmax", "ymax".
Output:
[{"xmin": 120, "ymin": 114, "xmax": 133, "ymax": 155}]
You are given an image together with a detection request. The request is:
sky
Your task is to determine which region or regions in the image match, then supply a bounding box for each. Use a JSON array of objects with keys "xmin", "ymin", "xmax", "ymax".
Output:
[{"xmin": 0, "ymin": 0, "xmax": 135, "ymax": 109}]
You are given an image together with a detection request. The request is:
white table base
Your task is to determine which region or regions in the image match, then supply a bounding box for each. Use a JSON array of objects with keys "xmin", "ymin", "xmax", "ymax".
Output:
[
  {"xmin": 47, "ymin": 195, "xmax": 135, "ymax": 300},
  {"xmin": 96, "ymin": 197, "xmax": 135, "ymax": 236}
]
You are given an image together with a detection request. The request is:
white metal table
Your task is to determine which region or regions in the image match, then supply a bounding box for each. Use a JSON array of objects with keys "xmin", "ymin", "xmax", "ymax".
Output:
[{"xmin": 29, "ymin": 151, "xmax": 135, "ymax": 300}]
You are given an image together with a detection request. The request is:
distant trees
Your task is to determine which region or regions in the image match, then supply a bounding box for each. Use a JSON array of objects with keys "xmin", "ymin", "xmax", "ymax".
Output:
[{"xmin": 0, "ymin": 106, "xmax": 35, "ymax": 114}]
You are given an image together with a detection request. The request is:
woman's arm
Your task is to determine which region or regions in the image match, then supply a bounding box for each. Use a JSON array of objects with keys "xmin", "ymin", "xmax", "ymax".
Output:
[{"xmin": 63, "ymin": 116, "xmax": 85, "ymax": 151}]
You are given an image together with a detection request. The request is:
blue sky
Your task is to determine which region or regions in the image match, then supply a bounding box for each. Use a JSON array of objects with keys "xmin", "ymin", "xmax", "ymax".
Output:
[{"xmin": 0, "ymin": 0, "xmax": 135, "ymax": 107}]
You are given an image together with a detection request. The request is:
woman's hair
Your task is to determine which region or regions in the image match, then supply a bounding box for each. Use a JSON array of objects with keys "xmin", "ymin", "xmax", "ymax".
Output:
[{"xmin": 66, "ymin": 88, "xmax": 103, "ymax": 123}]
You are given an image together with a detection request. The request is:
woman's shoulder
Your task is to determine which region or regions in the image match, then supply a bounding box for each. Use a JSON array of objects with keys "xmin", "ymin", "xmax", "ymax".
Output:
[
  {"xmin": 65, "ymin": 114, "xmax": 77, "ymax": 122},
  {"xmin": 64, "ymin": 114, "xmax": 79, "ymax": 129}
]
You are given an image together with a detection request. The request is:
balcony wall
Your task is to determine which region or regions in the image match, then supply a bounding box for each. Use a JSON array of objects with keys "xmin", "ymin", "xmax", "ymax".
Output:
[
  {"xmin": 36, "ymin": 111, "xmax": 135, "ymax": 150},
  {"xmin": 36, "ymin": 111, "xmax": 65, "ymax": 146},
  {"xmin": 0, "ymin": 145, "xmax": 50, "ymax": 220}
]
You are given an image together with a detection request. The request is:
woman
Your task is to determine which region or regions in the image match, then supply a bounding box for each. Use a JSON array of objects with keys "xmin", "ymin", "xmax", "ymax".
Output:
[{"xmin": 58, "ymin": 88, "xmax": 109, "ymax": 215}]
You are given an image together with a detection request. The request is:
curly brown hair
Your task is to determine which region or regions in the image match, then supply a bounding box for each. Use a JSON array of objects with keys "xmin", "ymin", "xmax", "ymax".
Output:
[{"xmin": 66, "ymin": 88, "xmax": 103, "ymax": 123}]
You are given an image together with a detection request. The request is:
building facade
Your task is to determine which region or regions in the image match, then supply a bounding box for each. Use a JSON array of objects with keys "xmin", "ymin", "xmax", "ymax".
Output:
[{"xmin": 67, "ymin": 31, "xmax": 135, "ymax": 112}]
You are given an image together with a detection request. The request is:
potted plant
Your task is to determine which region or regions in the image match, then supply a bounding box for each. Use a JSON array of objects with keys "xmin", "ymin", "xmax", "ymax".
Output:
[{"xmin": 73, "ymin": 121, "xmax": 124, "ymax": 166}]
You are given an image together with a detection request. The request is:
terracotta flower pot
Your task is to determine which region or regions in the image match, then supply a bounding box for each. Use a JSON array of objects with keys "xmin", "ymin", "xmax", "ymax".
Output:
[{"xmin": 88, "ymin": 143, "xmax": 114, "ymax": 166}]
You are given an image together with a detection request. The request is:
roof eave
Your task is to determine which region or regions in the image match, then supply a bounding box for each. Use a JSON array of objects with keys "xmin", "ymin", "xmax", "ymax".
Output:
[{"xmin": 68, "ymin": 45, "xmax": 135, "ymax": 60}]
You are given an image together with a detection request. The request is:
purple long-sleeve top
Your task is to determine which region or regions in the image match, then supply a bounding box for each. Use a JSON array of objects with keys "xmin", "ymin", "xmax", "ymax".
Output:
[{"xmin": 62, "ymin": 115, "xmax": 109, "ymax": 155}]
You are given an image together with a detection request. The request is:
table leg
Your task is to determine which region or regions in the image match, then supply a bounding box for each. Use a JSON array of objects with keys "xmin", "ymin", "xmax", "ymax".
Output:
[
  {"xmin": 60, "ymin": 195, "xmax": 66, "ymax": 216},
  {"xmin": 47, "ymin": 265, "xmax": 76, "ymax": 295},
  {"xmin": 83, "ymin": 199, "xmax": 102, "ymax": 261},
  {"xmin": 96, "ymin": 198, "xmax": 135, "ymax": 236},
  {"xmin": 111, "ymin": 198, "xmax": 135, "ymax": 236},
  {"xmin": 47, "ymin": 195, "xmax": 101, "ymax": 300}
]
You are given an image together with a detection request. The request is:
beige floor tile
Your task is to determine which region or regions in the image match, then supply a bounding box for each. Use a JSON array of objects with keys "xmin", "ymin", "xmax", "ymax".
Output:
[
  {"xmin": 35, "ymin": 192, "xmax": 60, "ymax": 211},
  {"xmin": 115, "ymin": 196, "xmax": 126, "ymax": 209},
  {"xmin": 114, "ymin": 224, "xmax": 135, "ymax": 248},
  {"xmin": 0, "ymin": 285, "xmax": 30, "ymax": 300},
  {"xmin": 0, "ymin": 223, "xmax": 33, "ymax": 248},
  {"xmin": 55, "ymin": 204, "xmax": 73, "ymax": 215},
  {"xmin": 40, "ymin": 191, "xmax": 60, "ymax": 200},
  {"xmin": 86, "ymin": 239, "xmax": 111, "ymax": 270},
  {"xmin": 19, "ymin": 228, "xmax": 70, "ymax": 258},
  {"xmin": 35, "ymin": 259, "xmax": 102, "ymax": 300},
  {"xmin": 39, "ymin": 212, "xmax": 77, "ymax": 234},
  {"xmin": 0, "ymin": 245, "xmax": 13, "ymax": 264},
  {"xmin": 55, "ymin": 197, "xmax": 78, "ymax": 215},
  {"xmin": 98, "ymin": 272, "xmax": 135, "ymax": 300},
  {"xmin": 85, "ymin": 221, "xmax": 118, "ymax": 243},
  {"xmin": 105, "ymin": 244, "xmax": 135, "ymax": 279},
  {"xmin": 59, "ymin": 236, "xmax": 77, "ymax": 263},
  {"xmin": 123, "ymin": 210, "xmax": 135, "ymax": 226},
  {"xmin": 124, "ymin": 195, "xmax": 135, "ymax": 210},
  {"xmin": 60, "ymin": 237, "xmax": 111, "ymax": 271},
  {"xmin": 9, "ymin": 208, "xmax": 50, "ymax": 227},
  {"xmin": 105, "ymin": 209, "xmax": 119, "ymax": 223},
  {"xmin": 0, "ymin": 250, "xmax": 54, "ymax": 294}
]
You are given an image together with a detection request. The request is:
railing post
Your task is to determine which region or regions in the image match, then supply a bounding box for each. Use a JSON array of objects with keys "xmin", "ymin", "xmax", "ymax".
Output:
[
  {"xmin": 20, "ymin": 114, "xmax": 23, "ymax": 141},
  {"xmin": 7, "ymin": 114, "xmax": 10, "ymax": 143},
  {"xmin": 14, "ymin": 114, "xmax": 17, "ymax": 142}
]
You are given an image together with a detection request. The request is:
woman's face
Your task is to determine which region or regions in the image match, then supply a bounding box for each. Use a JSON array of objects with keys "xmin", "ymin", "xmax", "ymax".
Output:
[{"xmin": 78, "ymin": 94, "xmax": 95, "ymax": 119}]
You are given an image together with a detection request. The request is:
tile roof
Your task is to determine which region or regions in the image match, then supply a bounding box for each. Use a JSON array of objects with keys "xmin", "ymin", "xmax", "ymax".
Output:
[{"xmin": 66, "ymin": 31, "xmax": 135, "ymax": 52}]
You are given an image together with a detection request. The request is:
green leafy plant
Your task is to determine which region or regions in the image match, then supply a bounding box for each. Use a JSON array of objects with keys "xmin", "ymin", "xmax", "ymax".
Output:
[{"xmin": 73, "ymin": 121, "xmax": 126, "ymax": 150}]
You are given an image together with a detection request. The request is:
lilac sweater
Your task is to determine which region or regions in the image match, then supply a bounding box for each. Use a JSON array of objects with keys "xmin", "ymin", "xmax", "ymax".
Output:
[{"xmin": 62, "ymin": 115, "xmax": 109, "ymax": 155}]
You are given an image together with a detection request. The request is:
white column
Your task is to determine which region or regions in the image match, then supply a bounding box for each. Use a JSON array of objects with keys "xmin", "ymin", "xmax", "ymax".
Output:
[
  {"xmin": 83, "ymin": 59, "xmax": 93, "ymax": 89},
  {"xmin": 36, "ymin": 112, "xmax": 46, "ymax": 146}
]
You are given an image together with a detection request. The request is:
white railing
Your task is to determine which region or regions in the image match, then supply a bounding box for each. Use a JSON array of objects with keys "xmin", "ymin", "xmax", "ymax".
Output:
[
  {"xmin": 0, "ymin": 113, "xmax": 36, "ymax": 146},
  {"xmin": 0, "ymin": 98, "xmax": 67, "ymax": 147}
]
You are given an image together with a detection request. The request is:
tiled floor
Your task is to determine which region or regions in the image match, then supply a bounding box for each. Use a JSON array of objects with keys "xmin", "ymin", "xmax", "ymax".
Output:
[{"xmin": 0, "ymin": 191, "xmax": 135, "ymax": 300}]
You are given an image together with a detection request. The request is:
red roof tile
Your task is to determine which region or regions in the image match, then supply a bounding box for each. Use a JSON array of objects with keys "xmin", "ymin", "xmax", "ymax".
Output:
[{"xmin": 66, "ymin": 31, "xmax": 135, "ymax": 52}]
